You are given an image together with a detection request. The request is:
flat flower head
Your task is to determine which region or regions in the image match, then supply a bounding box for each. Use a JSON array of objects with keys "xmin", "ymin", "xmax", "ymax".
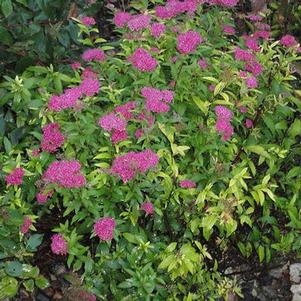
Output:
[
  {"xmin": 81, "ymin": 16, "xmax": 96, "ymax": 26},
  {"xmin": 177, "ymin": 30, "xmax": 202, "ymax": 54},
  {"xmin": 141, "ymin": 201, "xmax": 154, "ymax": 215},
  {"xmin": 51, "ymin": 234, "xmax": 68, "ymax": 255},
  {"xmin": 82, "ymin": 48, "xmax": 105, "ymax": 62},
  {"xmin": 94, "ymin": 217, "xmax": 116, "ymax": 241},
  {"xmin": 246, "ymin": 76, "xmax": 258, "ymax": 89},
  {"xmin": 245, "ymin": 118, "xmax": 254, "ymax": 128},
  {"xmin": 98, "ymin": 112, "xmax": 127, "ymax": 132},
  {"xmin": 20, "ymin": 217, "xmax": 32, "ymax": 234},
  {"xmin": 113, "ymin": 11, "xmax": 132, "ymax": 28},
  {"xmin": 223, "ymin": 25, "xmax": 235, "ymax": 35},
  {"xmin": 180, "ymin": 180, "xmax": 196, "ymax": 188},
  {"xmin": 127, "ymin": 14, "xmax": 151, "ymax": 31},
  {"xmin": 6, "ymin": 168, "xmax": 24, "ymax": 186},
  {"xmin": 41, "ymin": 123, "xmax": 65, "ymax": 153},
  {"xmin": 151, "ymin": 22, "xmax": 166, "ymax": 38},
  {"xmin": 128, "ymin": 48, "xmax": 158, "ymax": 72},
  {"xmin": 280, "ymin": 34, "xmax": 298, "ymax": 48},
  {"xmin": 215, "ymin": 106, "xmax": 233, "ymax": 120}
]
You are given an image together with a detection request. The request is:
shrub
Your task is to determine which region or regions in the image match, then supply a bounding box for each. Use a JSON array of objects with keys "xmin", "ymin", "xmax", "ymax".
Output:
[{"xmin": 1, "ymin": 0, "xmax": 301, "ymax": 300}]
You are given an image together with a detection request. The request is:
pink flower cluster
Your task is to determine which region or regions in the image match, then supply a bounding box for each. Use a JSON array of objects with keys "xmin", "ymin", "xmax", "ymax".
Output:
[
  {"xmin": 280, "ymin": 35, "xmax": 298, "ymax": 48},
  {"xmin": 128, "ymin": 48, "xmax": 158, "ymax": 72},
  {"xmin": 111, "ymin": 149, "xmax": 159, "ymax": 183},
  {"xmin": 98, "ymin": 102, "xmax": 136, "ymax": 144},
  {"xmin": 215, "ymin": 106, "xmax": 234, "ymax": 141},
  {"xmin": 43, "ymin": 160, "xmax": 86, "ymax": 188},
  {"xmin": 81, "ymin": 16, "xmax": 96, "ymax": 26},
  {"xmin": 177, "ymin": 31, "xmax": 202, "ymax": 54},
  {"xmin": 48, "ymin": 75, "xmax": 99, "ymax": 112},
  {"xmin": 141, "ymin": 201, "xmax": 154, "ymax": 215},
  {"xmin": 37, "ymin": 190, "xmax": 53, "ymax": 204},
  {"xmin": 20, "ymin": 217, "xmax": 32, "ymax": 234},
  {"xmin": 151, "ymin": 23, "xmax": 166, "ymax": 38},
  {"xmin": 94, "ymin": 217, "xmax": 116, "ymax": 241},
  {"xmin": 180, "ymin": 180, "xmax": 196, "ymax": 188},
  {"xmin": 82, "ymin": 48, "xmax": 105, "ymax": 62},
  {"xmin": 155, "ymin": 0, "xmax": 198, "ymax": 19},
  {"xmin": 51, "ymin": 234, "xmax": 68, "ymax": 255},
  {"xmin": 41, "ymin": 123, "xmax": 64, "ymax": 153},
  {"xmin": 128, "ymin": 14, "xmax": 151, "ymax": 31},
  {"xmin": 198, "ymin": 59, "xmax": 208, "ymax": 69},
  {"xmin": 6, "ymin": 168, "xmax": 24, "ymax": 186},
  {"xmin": 113, "ymin": 11, "xmax": 132, "ymax": 28},
  {"xmin": 223, "ymin": 25, "xmax": 235, "ymax": 35},
  {"xmin": 141, "ymin": 87, "xmax": 174, "ymax": 113}
]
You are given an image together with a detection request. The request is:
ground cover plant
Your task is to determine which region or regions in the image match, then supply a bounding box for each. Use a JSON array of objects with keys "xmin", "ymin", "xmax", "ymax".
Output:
[{"xmin": 1, "ymin": 0, "xmax": 301, "ymax": 300}]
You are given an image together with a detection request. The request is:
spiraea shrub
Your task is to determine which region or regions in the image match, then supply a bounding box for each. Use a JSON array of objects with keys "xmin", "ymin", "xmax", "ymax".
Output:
[{"xmin": 1, "ymin": 0, "xmax": 301, "ymax": 300}]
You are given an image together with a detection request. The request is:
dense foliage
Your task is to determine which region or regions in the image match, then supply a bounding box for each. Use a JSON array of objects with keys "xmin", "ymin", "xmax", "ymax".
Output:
[{"xmin": 1, "ymin": 0, "xmax": 301, "ymax": 300}]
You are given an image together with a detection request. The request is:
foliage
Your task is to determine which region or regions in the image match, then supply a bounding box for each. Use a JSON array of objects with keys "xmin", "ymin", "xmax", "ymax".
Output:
[{"xmin": 1, "ymin": 0, "xmax": 301, "ymax": 300}]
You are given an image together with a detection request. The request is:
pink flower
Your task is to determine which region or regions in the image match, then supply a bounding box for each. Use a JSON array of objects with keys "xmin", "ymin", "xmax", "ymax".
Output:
[
  {"xmin": 6, "ymin": 168, "xmax": 24, "ymax": 186},
  {"xmin": 234, "ymin": 47, "xmax": 255, "ymax": 62},
  {"xmin": 79, "ymin": 78, "xmax": 100, "ymax": 96},
  {"xmin": 48, "ymin": 87, "xmax": 82, "ymax": 112},
  {"xmin": 223, "ymin": 25, "xmax": 235, "ymax": 35},
  {"xmin": 98, "ymin": 112, "xmax": 127, "ymax": 132},
  {"xmin": 37, "ymin": 190, "xmax": 53, "ymax": 204},
  {"xmin": 113, "ymin": 11, "xmax": 132, "ymax": 28},
  {"xmin": 246, "ymin": 15, "xmax": 263, "ymax": 22},
  {"xmin": 141, "ymin": 201, "xmax": 154, "ymax": 215},
  {"xmin": 215, "ymin": 106, "xmax": 233, "ymax": 120},
  {"xmin": 198, "ymin": 59, "xmax": 208, "ymax": 69},
  {"xmin": 180, "ymin": 180, "xmax": 196, "ymax": 188},
  {"xmin": 215, "ymin": 119, "xmax": 234, "ymax": 141},
  {"xmin": 128, "ymin": 48, "xmax": 158, "ymax": 72},
  {"xmin": 177, "ymin": 31, "xmax": 202, "ymax": 54},
  {"xmin": 245, "ymin": 61, "xmax": 263, "ymax": 76},
  {"xmin": 215, "ymin": 106, "xmax": 234, "ymax": 141},
  {"xmin": 71, "ymin": 61, "xmax": 81, "ymax": 70},
  {"xmin": 208, "ymin": 84, "xmax": 215, "ymax": 92},
  {"xmin": 151, "ymin": 23, "xmax": 166, "ymax": 38},
  {"xmin": 31, "ymin": 148, "xmax": 40, "ymax": 157},
  {"xmin": 127, "ymin": 14, "xmax": 151, "ymax": 31},
  {"xmin": 81, "ymin": 16, "xmax": 96, "ymax": 26},
  {"xmin": 41, "ymin": 123, "xmax": 64, "ymax": 153},
  {"xmin": 135, "ymin": 129, "xmax": 144, "ymax": 139},
  {"xmin": 137, "ymin": 112, "xmax": 154, "ymax": 127},
  {"xmin": 254, "ymin": 30, "xmax": 271, "ymax": 40},
  {"xmin": 255, "ymin": 23, "xmax": 270, "ymax": 31},
  {"xmin": 239, "ymin": 106, "xmax": 247, "ymax": 113},
  {"xmin": 245, "ymin": 118, "xmax": 253, "ymax": 128},
  {"xmin": 218, "ymin": 0, "xmax": 239, "ymax": 7},
  {"xmin": 20, "ymin": 217, "xmax": 32, "ymax": 234},
  {"xmin": 81, "ymin": 67, "xmax": 98, "ymax": 79},
  {"xmin": 280, "ymin": 34, "xmax": 298, "ymax": 48},
  {"xmin": 51, "ymin": 234, "xmax": 68, "ymax": 255},
  {"xmin": 245, "ymin": 36, "xmax": 260, "ymax": 52},
  {"xmin": 81, "ymin": 48, "xmax": 105, "ymax": 62},
  {"xmin": 111, "ymin": 150, "xmax": 159, "ymax": 183},
  {"xmin": 94, "ymin": 217, "xmax": 116, "ymax": 241},
  {"xmin": 111, "ymin": 130, "xmax": 128, "ymax": 144},
  {"xmin": 43, "ymin": 160, "xmax": 86, "ymax": 188},
  {"xmin": 115, "ymin": 102, "xmax": 136, "ymax": 120},
  {"xmin": 141, "ymin": 87, "xmax": 174, "ymax": 113},
  {"xmin": 246, "ymin": 76, "xmax": 258, "ymax": 89}
]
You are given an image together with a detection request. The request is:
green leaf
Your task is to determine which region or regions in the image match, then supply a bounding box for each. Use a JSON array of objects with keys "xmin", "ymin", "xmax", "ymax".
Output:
[
  {"xmin": 192, "ymin": 96, "xmax": 210, "ymax": 115},
  {"xmin": 1, "ymin": 0, "xmax": 13, "ymax": 17},
  {"xmin": 0, "ymin": 25, "xmax": 12, "ymax": 45},
  {"xmin": 245, "ymin": 145, "xmax": 270, "ymax": 159},
  {"xmin": 20, "ymin": 264, "xmax": 39, "ymax": 279},
  {"xmin": 35, "ymin": 275, "xmax": 50, "ymax": 289},
  {"xmin": 5, "ymin": 261, "xmax": 23, "ymax": 277},
  {"xmin": 258, "ymin": 245, "xmax": 265, "ymax": 262},
  {"xmin": 4, "ymin": 136, "xmax": 11, "ymax": 153},
  {"xmin": 159, "ymin": 254, "xmax": 175, "ymax": 270},
  {"xmin": 166, "ymin": 242, "xmax": 177, "ymax": 252},
  {"xmin": 0, "ymin": 276, "xmax": 18, "ymax": 299},
  {"xmin": 26, "ymin": 234, "xmax": 43, "ymax": 252},
  {"xmin": 23, "ymin": 279, "xmax": 34, "ymax": 292}
]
